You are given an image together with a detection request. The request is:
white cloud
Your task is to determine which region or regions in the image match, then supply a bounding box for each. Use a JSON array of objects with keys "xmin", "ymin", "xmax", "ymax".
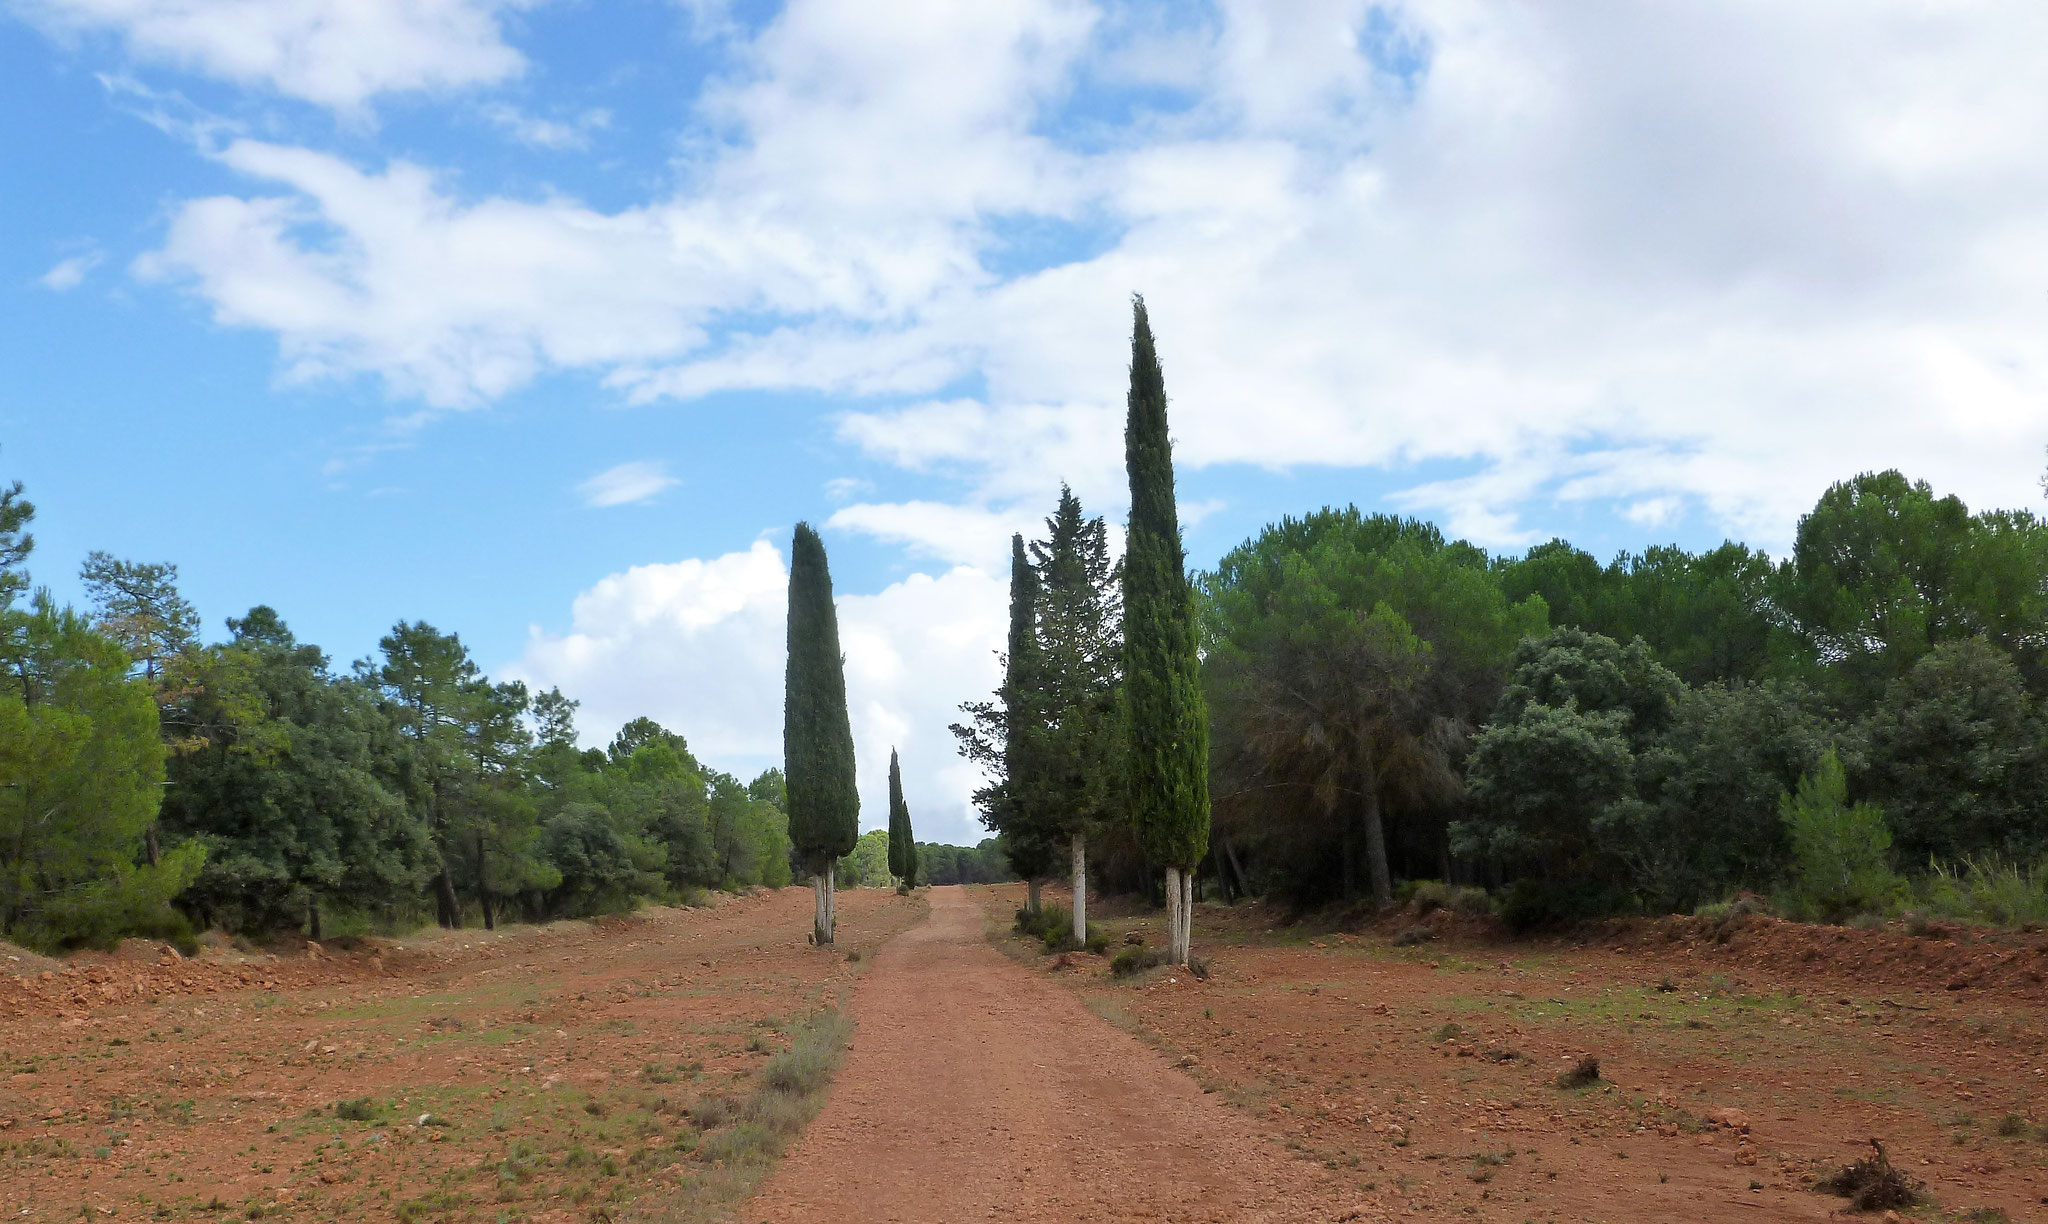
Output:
[
  {"xmin": 825, "ymin": 500, "xmax": 1031, "ymax": 569},
  {"xmin": 507, "ymin": 538, "xmax": 1007, "ymax": 844},
  {"xmin": 16, "ymin": 0, "xmax": 537, "ymax": 111},
  {"xmin": 479, "ymin": 102, "xmax": 610, "ymax": 150},
  {"xmin": 125, "ymin": 0, "xmax": 2048, "ymax": 552},
  {"xmin": 38, "ymin": 250, "xmax": 102, "ymax": 290},
  {"xmin": 578, "ymin": 460, "xmax": 678, "ymax": 508}
]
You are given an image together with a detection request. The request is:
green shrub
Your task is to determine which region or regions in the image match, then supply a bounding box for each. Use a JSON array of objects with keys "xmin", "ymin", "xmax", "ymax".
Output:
[
  {"xmin": 1083, "ymin": 924, "xmax": 1112, "ymax": 956},
  {"xmin": 1776, "ymin": 750, "xmax": 1904, "ymax": 923},
  {"xmin": 1918, "ymin": 857, "xmax": 2048, "ymax": 929},
  {"xmin": 333, "ymin": 1097, "xmax": 377, "ymax": 1122},
  {"xmin": 1111, "ymin": 946, "xmax": 1164, "ymax": 977}
]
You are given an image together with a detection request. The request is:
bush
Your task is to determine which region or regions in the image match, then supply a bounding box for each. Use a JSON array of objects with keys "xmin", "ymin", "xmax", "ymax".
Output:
[
  {"xmin": 1776, "ymin": 750, "xmax": 1904, "ymax": 923},
  {"xmin": 1408, "ymin": 880, "xmax": 1496, "ymax": 918},
  {"xmin": 1555, "ymin": 1056, "xmax": 1601, "ymax": 1089},
  {"xmin": 1111, "ymin": 946, "xmax": 1165, "ymax": 977},
  {"xmin": 1918, "ymin": 857, "xmax": 2048, "ymax": 929},
  {"xmin": 333, "ymin": 1097, "xmax": 378, "ymax": 1122}
]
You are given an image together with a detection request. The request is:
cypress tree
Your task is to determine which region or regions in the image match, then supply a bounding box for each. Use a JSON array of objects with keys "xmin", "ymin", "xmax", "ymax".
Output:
[
  {"xmin": 886, "ymin": 748, "xmax": 916, "ymax": 888},
  {"xmin": 784, "ymin": 522, "xmax": 859, "ymax": 944},
  {"xmin": 1121, "ymin": 296, "xmax": 1210, "ymax": 965}
]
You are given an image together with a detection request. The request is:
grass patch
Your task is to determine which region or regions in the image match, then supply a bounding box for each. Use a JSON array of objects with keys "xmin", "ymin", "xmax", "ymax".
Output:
[{"xmin": 623, "ymin": 1007, "xmax": 852, "ymax": 1224}]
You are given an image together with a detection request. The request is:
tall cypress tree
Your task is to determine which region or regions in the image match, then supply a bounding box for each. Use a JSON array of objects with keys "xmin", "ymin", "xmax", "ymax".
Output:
[
  {"xmin": 948, "ymin": 534, "xmax": 1061, "ymax": 909},
  {"xmin": 1121, "ymin": 296, "xmax": 1210, "ymax": 965},
  {"xmin": 886, "ymin": 748, "xmax": 916, "ymax": 888},
  {"xmin": 784, "ymin": 522, "xmax": 859, "ymax": 944}
]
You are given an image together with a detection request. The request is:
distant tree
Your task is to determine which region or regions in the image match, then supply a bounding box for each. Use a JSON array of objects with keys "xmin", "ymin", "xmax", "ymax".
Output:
[
  {"xmin": 79, "ymin": 552, "xmax": 200, "ymax": 684},
  {"xmin": 0, "ymin": 455, "xmax": 31, "ymax": 609},
  {"xmin": 162, "ymin": 608, "xmax": 434, "ymax": 937},
  {"xmin": 1861, "ymin": 639, "xmax": 2047, "ymax": 864},
  {"xmin": 1457, "ymin": 628, "xmax": 1684, "ymax": 924},
  {"xmin": 0, "ymin": 594, "xmax": 196, "ymax": 950},
  {"xmin": 784, "ymin": 523, "xmax": 859, "ymax": 944},
  {"xmin": 836, "ymin": 828, "xmax": 893, "ymax": 889},
  {"xmin": 1777, "ymin": 749, "xmax": 1903, "ymax": 922},
  {"xmin": 886, "ymin": 749, "xmax": 917, "ymax": 887},
  {"xmin": 1205, "ymin": 509, "xmax": 1544, "ymax": 906},
  {"xmin": 1121, "ymin": 297, "xmax": 1209, "ymax": 966}
]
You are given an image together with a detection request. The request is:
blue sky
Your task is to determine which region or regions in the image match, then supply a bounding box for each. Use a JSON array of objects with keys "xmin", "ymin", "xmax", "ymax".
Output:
[{"xmin": 5, "ymin": 1, "xmax": 2046, "ymax": 843}]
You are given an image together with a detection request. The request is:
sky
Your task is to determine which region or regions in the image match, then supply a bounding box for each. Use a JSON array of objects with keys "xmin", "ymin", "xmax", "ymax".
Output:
[{"xmin": 4, "ymin": 0, "xmax": 2046, "ymax": 845}]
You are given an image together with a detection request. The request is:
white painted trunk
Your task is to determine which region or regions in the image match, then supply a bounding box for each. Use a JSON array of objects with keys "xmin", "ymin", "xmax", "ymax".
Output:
[
  {"xmin": 812, "ymin": 873, "xmax": 830, "ymax": 946},
  {"xmin": 1164, "ymin": 867, "xmax": 1184, "ymax": 966},
  {"xmin": 1178, "ymin": 869, "xmax": 1196, "ymax": 964},
  {"xmin": 1071, "ymin": 833, "xmax": 1088, "ymax": 946},
  {"xmin": 825, "ymin": 866, "xmax": 837, "ymax": 942}
]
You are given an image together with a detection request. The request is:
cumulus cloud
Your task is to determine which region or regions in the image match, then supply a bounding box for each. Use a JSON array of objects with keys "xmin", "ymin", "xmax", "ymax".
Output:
[
  {"xmin": 15, "ymin": 0, "xmax": 537, "ymax": 111},
  {"xmin": 118, "ymin": 0, "xmax": 2048, "ymax": 550},
  {"xmin": 579, "ymin": 460, "xmax": 678, "ymax": 508},
  {"xmin": 508, "ymin": 538, "xmax": 1006, "ymax": 843}
]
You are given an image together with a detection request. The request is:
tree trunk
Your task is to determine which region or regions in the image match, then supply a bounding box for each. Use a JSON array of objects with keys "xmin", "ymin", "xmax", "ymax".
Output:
[
  {"xmin": 827, "ymin": 866, "xmax": 837, "ymax": 938},
  {"xmin": 1178, "ymin": 868, "xmax": 1196, "ymax": 964},
  {"xmin": 307, "ymin": 895, "xmax": 321, "ymax": 943},
  {"xmin": 144, "ymin": 825, "xmax": 161, "ymax": 868},
  {"xmin": 1164, "ymin": 867, "xmax": 1184, "ymax": 966},
  {"xmin": 476, "ymin": 829, "xmax": 495, "ymax": 931},
  {"xmin": 434, "ymin": 859, "xmax": 462, "ymax": 929},
  {"xmin": 1362, "ymin": 785, "xmax": 1394, "ymax": 911},
  {"xmin": 1071, "ymin": 833, "xmax": 1088, "ymax": 946},
  {"xmin": 1341, "ymin": 810, "xmax": 1358, "ymax": 900},
  {"xmin": 1026, "ymin": 878, "xmax": 1042, "ymax": 914},
  {"xmin": 1223, "ymin": 838, "xmax": 1250, "ymax": 901},
  {"xmin": 812, "ymin": 872, "xmax": 832, "ymax": 946}
]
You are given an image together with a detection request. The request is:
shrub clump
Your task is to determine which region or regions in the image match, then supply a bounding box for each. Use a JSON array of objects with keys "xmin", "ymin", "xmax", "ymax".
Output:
[
  {"xmin": 1815, "ymin": 1139, "xmax": 1922, "ymax": 1212},
  {"xmin": 1555, "ymin": 1056, "xmax": 1601, "ymax": 1090},
  {"xmin": 333, "ymin": 1097, "xmax": 378, "ymax": 1122},
  {"xmin": 1112, "ymin": 945, "xmax": 1166, "ymax": 977}
]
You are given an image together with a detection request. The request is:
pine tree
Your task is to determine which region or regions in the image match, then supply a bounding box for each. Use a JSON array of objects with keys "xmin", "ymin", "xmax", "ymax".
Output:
[
  {"xmin": 1031, "ymin": 485, "xmax": 1122, "ymax": 946},
  {"xmin": 886, "ymin": 749, "xmax": 916, "ymax": 888},
  {"xmin": 1121, "ymin": 296, "xmax": 1210, "ymax": 965},
  {"xmin": 784, "ymin": 523, "xmax": 859, "ymax": 944}
]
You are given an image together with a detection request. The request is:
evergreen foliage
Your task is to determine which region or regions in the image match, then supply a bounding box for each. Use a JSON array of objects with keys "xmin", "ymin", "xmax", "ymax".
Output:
[
  {"xmin": 1120, "ymin": 297, "xmax": 1210, "ymax": 872},
  {"xmin": 783, "ymin": 523, "xmax": 860, "ymax": 872},
  {"xmin": 886, "ymin": 749, "xmax": 917, "ymax": 886},
  {"xmin": 951, "ymin": 534, "xmax": 1061, "ymax": 887}
]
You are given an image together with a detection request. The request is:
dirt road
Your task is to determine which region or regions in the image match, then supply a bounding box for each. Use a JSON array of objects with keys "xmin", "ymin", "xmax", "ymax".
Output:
[{"xmin": 748, "ymin": 887, "xmax": 1365, "ymax": 1224}]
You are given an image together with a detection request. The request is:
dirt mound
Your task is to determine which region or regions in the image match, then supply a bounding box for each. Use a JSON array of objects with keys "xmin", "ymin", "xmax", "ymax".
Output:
[{"xmin": 0, "ymin": 940, "xmax": 61, "ymax": 977}]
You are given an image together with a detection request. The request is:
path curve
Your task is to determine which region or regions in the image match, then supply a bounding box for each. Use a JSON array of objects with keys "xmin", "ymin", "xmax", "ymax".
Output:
[{"xmin": 748, "ymin": 887, "xmax": 1369, "ymax": 1223}]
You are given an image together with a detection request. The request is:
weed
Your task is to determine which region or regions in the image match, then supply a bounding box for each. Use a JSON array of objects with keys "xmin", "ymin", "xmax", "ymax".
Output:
[
  {"xmin": 1432, "ymin": 1022, "xmax": 1465, "ymax": 1043},
  {"xmin": 333, "ymin": 1097, "xmax": 377, "ymax": 1123},
  {"xmin": 1815, "ymin": 1139, "xmax": 1922, "ymax": 1212},
  {"xmin": 1393, "ymin": 926, "xmax": 1436, "ymax": 948},
  {"xmin": 1997, "ymin": 1113, "xmax": 2029, "ymax": 1138},
  {"xmin": 689, "ymin": 1096, "xmax": 740, "ymax": 1131},
  {"xmin": 1556, "ymin": 1057, "xmax": 1601, "ymax": 1090}
]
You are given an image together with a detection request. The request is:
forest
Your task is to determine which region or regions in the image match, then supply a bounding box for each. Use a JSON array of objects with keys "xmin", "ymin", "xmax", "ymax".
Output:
[
  {"xmin": 968, "ymin": 464, "xmax": 2048, "ymax": 931},
  {"xmin": 7, "ymin": 442, "xmax": 2048, "ymax": 951},
  {"xmin": 0, "ymin": 461, "xmax": 1013, "ymax": 952}
]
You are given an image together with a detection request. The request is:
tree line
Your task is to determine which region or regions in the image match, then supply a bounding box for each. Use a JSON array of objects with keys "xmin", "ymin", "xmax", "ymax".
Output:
[{"xmin": 960, "ymin": 338, "xmax": 2048, "ymax": 933}]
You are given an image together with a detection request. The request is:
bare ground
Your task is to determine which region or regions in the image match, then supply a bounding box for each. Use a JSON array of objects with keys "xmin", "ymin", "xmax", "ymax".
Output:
[
  {"xmin": 748, "ymin": 886, "xmax": 1367, "ymax": 1223},
  {"xmin": 976, "ymin": 884, "xmax": 2048, "ymax": 1224},
  {"xmin": 0, "ymin": 888, "xmax": 925, "ymax": 1222}
]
